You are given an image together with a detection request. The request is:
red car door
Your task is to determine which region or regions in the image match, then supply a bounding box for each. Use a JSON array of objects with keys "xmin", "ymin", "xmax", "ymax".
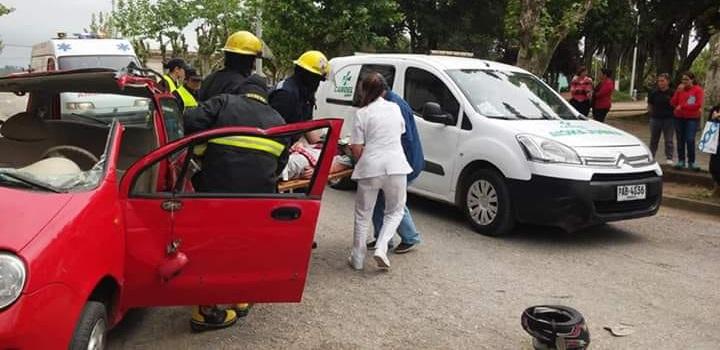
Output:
[{"xmin": 117, "ymin": 119, "xmax": 342, "ymax": 308}]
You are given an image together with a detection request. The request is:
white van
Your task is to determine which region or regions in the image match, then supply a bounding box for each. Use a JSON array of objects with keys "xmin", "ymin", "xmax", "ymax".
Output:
[
  {"xmin": 315, "ymin": 54, "xmax": 662, "ymax": 236},
  {"xmin": 30, "ymin": 36, "xmax": 148, "ymax": 122}
]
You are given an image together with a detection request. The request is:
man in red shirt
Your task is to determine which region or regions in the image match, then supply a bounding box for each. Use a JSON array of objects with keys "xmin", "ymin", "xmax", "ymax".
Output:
[
  {"xmin": 592, "ymin": 68, "xmax": 614, "ymax": 123},
  {"xmin": 671, "ymin": 71, "xmax": 705, "ymax": 171}
]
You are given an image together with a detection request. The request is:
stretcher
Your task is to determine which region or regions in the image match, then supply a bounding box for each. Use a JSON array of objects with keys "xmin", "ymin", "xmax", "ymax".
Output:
[{"xmin": 278, "ymin": 168, "xmax": 353, "ymax": 193}]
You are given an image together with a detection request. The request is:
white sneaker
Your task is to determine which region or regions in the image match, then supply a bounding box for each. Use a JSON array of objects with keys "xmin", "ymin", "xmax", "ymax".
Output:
[
  {"xmin": 348, "ymin": 257, "xmax": 363, "ymax": 271},
  {"xmin": 373, "ymin": 253, "xmax": 390, "ymax": 270},
  {"xmin": 665, "ymin": 159, "xmax": 674, "ymax": 165}
]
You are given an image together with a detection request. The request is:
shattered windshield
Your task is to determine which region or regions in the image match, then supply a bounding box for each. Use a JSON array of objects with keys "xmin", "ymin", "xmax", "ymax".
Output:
[
  {"xmin": 447, "ymin": 69, "xmax": 581, "ymax": 120},
  {"xmin": 0, "ymin": 156, "xmax": 105, "ymax": 193}
]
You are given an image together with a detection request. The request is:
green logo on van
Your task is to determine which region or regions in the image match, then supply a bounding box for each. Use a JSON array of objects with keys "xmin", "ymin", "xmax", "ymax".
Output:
[
  {"xmin": 334, "ymin": 70, "xmax": 354, "ymax": 97},
  {"xmin": 549, "ymin": 121, "xmax": 623, "ymax": 137}
]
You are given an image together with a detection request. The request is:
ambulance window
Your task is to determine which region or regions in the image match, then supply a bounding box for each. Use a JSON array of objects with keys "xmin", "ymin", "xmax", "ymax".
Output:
[
  {"xmin": 159, "ymin": 98, "xmax": 184, "ymax": 142},
  {"xmin": 352, "ymin": 65, "xmax": 396, "ymax": 107},
  {"xmin": 46, "ymin": 58, "xmax": 56, "ymax": 71},
  {"xmin": 405, "ymin": 67, "xmax": 460, "ymax": 121}
]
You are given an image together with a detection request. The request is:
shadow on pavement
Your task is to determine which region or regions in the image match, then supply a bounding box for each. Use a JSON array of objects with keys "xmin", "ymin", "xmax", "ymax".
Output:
[{"xmin": 406, "ymin": 193, "xmax": 646, "ymax": 248}]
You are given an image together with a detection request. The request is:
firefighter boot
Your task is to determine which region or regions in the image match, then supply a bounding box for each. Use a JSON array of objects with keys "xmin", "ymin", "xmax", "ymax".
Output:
[
  {"xmin": 190, "ymin": 305, "xmax": 238, "ymax": 332},
  {"xmin": 231, "ymin": 303, "xmax": 253, "ymax": 318}
]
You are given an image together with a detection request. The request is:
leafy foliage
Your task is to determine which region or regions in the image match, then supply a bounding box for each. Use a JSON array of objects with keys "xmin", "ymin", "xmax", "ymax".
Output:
[{"xmin": 0, "ymin": 3, "xmax": 13, "ymax": 54}]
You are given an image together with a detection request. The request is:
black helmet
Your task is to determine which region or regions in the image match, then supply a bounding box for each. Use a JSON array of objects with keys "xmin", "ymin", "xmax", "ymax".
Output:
[{"xmin": 521, "ymin": 305, "xmax": 590, "ymax": 350}]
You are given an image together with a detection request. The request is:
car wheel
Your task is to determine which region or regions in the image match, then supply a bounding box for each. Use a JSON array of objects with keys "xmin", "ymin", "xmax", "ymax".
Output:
[
  {"xmin": 460, "ymin": 168, "xmax": 514, "ymax": 236},
  {"xmin": 70, "ymin": 301, "xmax": 108, "ymax": 350},
  {"xmin": 329, "ymin": 176, "xmax": 357, "ymax": 191}
]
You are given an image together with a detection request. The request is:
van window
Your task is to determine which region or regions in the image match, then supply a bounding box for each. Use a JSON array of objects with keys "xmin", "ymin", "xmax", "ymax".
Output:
[
  {"xmin": 404, "ymin": 67, "xmax": 460, "ymax": 119},
  {"xmin": 46, "ymin": 58, "xmax": 56, "ymax": 71},
  {"xmin": 58, "ymin": 55, "xmax": 138, "ymax": 71},
  {"xmin": 326, "ymin": 64, "xmax": 362, "ymax": 106},
  {"xmin": 352, "ymin": 64, "xmax": 396, "ymax": 106}
]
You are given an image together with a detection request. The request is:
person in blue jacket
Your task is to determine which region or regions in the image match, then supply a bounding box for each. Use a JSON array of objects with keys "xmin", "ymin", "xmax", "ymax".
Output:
[{"xmin": 367, "ymin": 75, "xmax": 425, "ymax": 253}]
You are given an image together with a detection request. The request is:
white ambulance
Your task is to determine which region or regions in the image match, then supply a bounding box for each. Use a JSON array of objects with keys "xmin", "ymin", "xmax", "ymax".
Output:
[
  {"xmin": 315, "ymin": 54, "xmax": 663, "ymax": 236},
  {"xmin": 30, "ymin": 34, "xmax": 149, "ymax": 123}
]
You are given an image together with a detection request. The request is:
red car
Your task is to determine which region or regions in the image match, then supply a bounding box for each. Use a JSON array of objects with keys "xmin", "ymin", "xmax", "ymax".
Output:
[{"xmin": 0, "ymin": 69, "xmax": 341, "ymax": 349}]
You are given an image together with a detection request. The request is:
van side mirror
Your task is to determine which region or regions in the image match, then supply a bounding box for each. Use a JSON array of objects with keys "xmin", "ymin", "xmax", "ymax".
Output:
[{"xmin": 422, "ymin": 102, "xmax": 455, "ymax": 125}]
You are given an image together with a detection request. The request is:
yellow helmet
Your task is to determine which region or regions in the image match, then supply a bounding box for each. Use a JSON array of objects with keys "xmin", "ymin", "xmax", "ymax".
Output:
[
  {"xmin": 294, "ymin": 50, "xmax": 330, "ymax": 79},
  {"xmin": 222, "ymin": 31, "xmax": 263, "ymax": 56}
]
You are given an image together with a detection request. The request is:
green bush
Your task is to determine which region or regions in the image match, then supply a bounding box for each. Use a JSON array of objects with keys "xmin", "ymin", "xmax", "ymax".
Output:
[{"xmin": 612, "ymin": 90, "xmax": 634, "ymax": 102}]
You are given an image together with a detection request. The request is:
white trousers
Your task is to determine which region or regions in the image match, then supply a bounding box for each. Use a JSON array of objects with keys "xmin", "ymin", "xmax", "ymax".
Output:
[{"xmin": 351, "ymin": 174, "xmax": 407, "ymax": 268}]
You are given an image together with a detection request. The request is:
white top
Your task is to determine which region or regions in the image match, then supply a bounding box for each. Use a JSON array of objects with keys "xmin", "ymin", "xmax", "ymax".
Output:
[{"xmin": 351, "ymin": 97, "xmax": 412, "ymax": 180}]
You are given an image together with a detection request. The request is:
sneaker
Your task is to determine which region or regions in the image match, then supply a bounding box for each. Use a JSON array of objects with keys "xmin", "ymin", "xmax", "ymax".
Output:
[
  {"xmin": 231, "ymin": 303, "xmax": 253, "ymax": 318},
  {"xmin": 190, "ymin": 306, "xmax": 238, "ymax": 332},
  {"xmin": 689, "ymin": 163, "xmax": 701, "ymax": 172},
  {"xmin": 373, "ymin": 252, "xmax": 390, "ymax": 270},
  {"xmin": 665, "ymin": 159, "xmax": 674, "ymax": 165},
  {"xmin": 366, "ymin": 240, "xmax": 394, "ymax": 251},
  {"xmin": 348, "ymin": 256, "xmax": 363, "ymax": 271},
  {"xmin": 673, "ymin": 161, "xmax": 686, "ymax": 170},
  {"xmin": 394, "ymin": 242, "xmax": 418, "ymax": 254}
]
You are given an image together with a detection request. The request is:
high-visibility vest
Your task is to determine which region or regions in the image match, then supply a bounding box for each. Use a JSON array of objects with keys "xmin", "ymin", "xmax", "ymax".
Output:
[
  {"xmin": 162, "ymin": 74, "xmax": 179, "ymax": 92},
  {"xmin": 176, "ymin": 85, "xmax": 198, "ymax": 109}
]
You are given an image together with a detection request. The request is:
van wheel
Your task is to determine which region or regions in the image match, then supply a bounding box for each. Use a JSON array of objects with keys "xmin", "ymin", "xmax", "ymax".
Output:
[
  {"xmin": 329, "ymin": 176, "xmax": 357, "ymax": 191},
  {"xmin": 460, "ymin": 169, "xmax": 514, "ymax": 236},
  {"xmin": 70, "ymin": 301, "xmax": 108, "ymax": 350}
]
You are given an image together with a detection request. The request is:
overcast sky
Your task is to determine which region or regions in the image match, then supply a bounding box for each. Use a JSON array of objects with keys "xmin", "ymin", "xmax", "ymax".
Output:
[{"xmin": 0, "ymin": 0, "xmax": 199, "ymax": 68}]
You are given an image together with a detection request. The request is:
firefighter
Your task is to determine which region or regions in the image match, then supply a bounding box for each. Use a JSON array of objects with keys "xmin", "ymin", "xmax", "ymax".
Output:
[
  {"xmin": 269, "ymin": 50, "xmax": 329, "ymax": 127},
  {"xmin": 174, "ymin": 67, "xmax": 201, "ymax": 111},
  {"xmin": 198, "ymin": 31, "xmax": 263, "ymax": 101},
  {"xmin": 269, "ymin": 50, "xmax": 329, "ymax": 249},
  {"xmin": 183, "ymin": 74, "xmax": 288, "ymax": 331},
  {"xmin": 160, "ymin": 58, "xmax": 189, "ymax": 92}
]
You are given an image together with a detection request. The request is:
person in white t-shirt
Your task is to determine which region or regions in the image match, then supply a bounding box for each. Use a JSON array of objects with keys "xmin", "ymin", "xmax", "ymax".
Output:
[{"xmin": 349, "ymin": 73, "xmax": 412, "ymax": 270}]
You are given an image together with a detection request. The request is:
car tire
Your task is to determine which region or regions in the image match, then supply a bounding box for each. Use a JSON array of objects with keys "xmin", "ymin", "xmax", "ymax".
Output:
[
  {"xmin": 70, "ymin": 301, "xmax": 108, "ymax": 350},
  {"xmin": 329, "ymin": 176, "xmax": 357, "ymax": 191},
  {"xmin": 460, "ymin": 168, "xmax": 515, "ymax": 236}
]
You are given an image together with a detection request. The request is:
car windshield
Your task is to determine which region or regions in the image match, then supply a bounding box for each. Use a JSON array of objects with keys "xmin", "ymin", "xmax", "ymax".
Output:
[
  {"xmin": 58, "ymin": 55, "xmax": 138, "ymax": 71},
  {"xmin": 60, "ymin": 92, "xmax": 153, "ymax": 126},
  {"xmin": 447, "ymin": 69, "xmax": 580, "ymax": 120}
]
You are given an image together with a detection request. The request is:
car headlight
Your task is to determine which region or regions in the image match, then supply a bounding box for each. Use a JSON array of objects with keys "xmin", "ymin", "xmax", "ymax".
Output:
[
  {"xmin": 0, "ymin": 253, "xmax": 26, "ymax": 309},
  {"xmin": 66, "ymin": 102, "xmax": 95, "ymax": 110},
  {"xmin": 134, "ymin": 99, "xmax": 150, "ymax": 107},
  {"xmin": 517, "ymin": 134, "xmax": 582, "ymax": 165},
  {"xmin": 640, "ymin": 142, "xmax": 655, "ymax": 163}
]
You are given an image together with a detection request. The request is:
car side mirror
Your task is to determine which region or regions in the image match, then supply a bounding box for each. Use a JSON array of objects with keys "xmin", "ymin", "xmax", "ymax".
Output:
[{"xmin": 421, "ymin": 102, "xmax": 455, "ymax": 125}]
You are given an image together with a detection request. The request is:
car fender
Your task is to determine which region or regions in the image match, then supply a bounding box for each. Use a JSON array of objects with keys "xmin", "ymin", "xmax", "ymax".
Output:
[{"xmin": 451, "ymin": 135, "xmax": 532, "ymax": 196}]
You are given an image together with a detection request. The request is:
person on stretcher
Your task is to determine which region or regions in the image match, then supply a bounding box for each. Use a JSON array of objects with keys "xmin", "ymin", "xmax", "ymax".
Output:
[{"xmin": 281, "ymin": 136, "xmax": 353, "ymax": 180}]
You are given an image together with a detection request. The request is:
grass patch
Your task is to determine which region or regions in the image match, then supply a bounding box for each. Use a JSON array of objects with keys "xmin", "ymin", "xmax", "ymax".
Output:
[{"xmin": 612, "ymin": 90, "xmax": 634, "ymax": 102}]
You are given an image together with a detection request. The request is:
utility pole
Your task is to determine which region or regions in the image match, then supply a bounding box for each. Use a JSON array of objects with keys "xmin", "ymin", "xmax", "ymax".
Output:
[
  {"xmin": 629, "ymin": 10, "xmax": 640, "ymax": 100},
  {"xmin": 255, "ymin": 8, "xmax": 263, "ymax": 77}
]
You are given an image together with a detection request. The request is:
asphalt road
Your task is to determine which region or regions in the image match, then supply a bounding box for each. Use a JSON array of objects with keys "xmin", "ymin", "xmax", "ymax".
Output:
[{"xmin": 107, "ymin": 189, "xmax": 720, "ymax": 350}]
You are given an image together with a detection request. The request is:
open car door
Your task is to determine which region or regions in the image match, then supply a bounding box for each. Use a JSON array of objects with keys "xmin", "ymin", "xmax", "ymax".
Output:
[{"xmin": 118, "ymin": 119, "xmax": 342, "ymax": 308}]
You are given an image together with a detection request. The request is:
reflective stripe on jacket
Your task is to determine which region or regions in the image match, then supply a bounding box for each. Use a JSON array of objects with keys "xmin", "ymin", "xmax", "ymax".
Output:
[{"xmin": 208, "ymin": 136, "xmax": 285, "ymax": 157}]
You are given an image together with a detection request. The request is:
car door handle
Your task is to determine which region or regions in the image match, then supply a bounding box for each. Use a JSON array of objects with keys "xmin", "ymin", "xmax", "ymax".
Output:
[{"xmin": 271, "ymin": 207, "xmax": 302, "ymax": 221}]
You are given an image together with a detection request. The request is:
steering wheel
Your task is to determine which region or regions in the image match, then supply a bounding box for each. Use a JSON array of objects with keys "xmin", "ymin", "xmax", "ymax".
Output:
[{"xmin": 41, "ymin": 145, "xmax": 99, "ymax": 169}]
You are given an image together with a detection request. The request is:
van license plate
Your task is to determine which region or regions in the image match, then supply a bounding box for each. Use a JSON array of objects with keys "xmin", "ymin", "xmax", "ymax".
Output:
[{"xmin": 617, "ymin": 184, "xmax": 646, "ymax": 202}]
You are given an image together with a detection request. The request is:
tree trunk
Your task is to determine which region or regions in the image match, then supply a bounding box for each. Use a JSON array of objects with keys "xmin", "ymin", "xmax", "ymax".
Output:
[
  {"xmin": 704, "ymin": 34, "xmax": 720, "ymax": 116},
  {"xmin": 516, "ymin": 0, "xmax": 594, "ymax": 76},
  {"xmin": 678, "ymin": 34, "xmax": 711, "ymax": 76}
]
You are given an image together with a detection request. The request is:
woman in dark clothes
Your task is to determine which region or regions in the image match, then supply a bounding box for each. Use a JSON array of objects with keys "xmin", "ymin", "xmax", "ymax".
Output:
[{"xmin": 709, "ymin": 103, "xmax": 720, "ymax": 197}]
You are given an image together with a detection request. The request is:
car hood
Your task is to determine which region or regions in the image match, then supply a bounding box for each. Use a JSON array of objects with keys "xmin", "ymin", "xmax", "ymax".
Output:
[
  {"xmin": 0, "ymin": 187, "xmax": 72, "ymax": 252},
  {"xmin": 506, "ymin": 120, "xmax": 642, "ymax": 147}
]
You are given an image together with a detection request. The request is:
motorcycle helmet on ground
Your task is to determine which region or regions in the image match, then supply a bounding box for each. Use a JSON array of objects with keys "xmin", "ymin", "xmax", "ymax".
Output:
[{"xmin": 521, "ymin": 305, "xmax": 590, "ymax": 350}]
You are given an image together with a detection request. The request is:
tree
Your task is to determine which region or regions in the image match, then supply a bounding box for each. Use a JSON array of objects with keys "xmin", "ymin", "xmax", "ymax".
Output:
[
  {"xmin": 580, "ymin": 0, "xmax": 636, "ymax": 73},
  {"xmin": 0, "ymin": 3, "xmax": 14, "ymax": 54},
  {"xmin": 638, "ymin": 0, "xmax": 720, "ymax": 76},
  {"xmin": 398, "ymin": 0, "xmax": 507, "ymax": 58},
  {"xmin": 257, "ymin": 0, "xmax": 403, "ymax": 80},
  {"xmin": 112, "ymin": 0, "xmax": 155, "ymax": 64},
  {"xmin": 190, "ymin": 0, "xmax": 251, "ymax": 75},
  {"xmin": 505, "ymin": 0, "xmax": 599, "ymax": 76},
  {"xmin": 705, "ymin": 33, "xmax": 720, "ymax": 117},
  {"xmin": 87, "ymin": 12, "xmax": 115, "ymax": 37}
]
